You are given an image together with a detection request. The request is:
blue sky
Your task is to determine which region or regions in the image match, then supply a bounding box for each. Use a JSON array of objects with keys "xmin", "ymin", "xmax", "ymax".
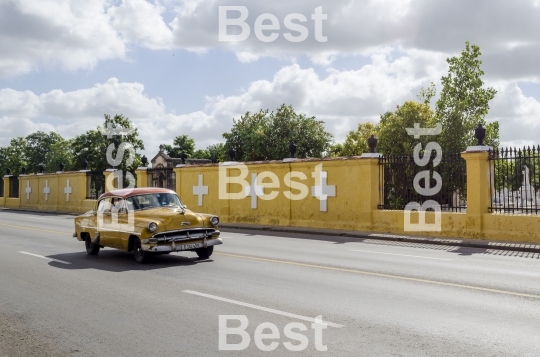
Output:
[{"xmin": 1, "ymin": 0, "xmax": 540, "ymax": 159}]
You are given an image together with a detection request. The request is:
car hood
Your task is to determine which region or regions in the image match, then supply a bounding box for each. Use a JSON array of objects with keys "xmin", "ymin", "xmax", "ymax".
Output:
[{"xmin": 135, "ymin": 208, "xmax": 205, "ymax": 231}]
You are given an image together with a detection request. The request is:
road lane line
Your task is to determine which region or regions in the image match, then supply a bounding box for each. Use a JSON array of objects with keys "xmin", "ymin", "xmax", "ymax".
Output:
[
  {"xmin": 183, "ymin": 290, "xmax": 344, "ymax": 328},
  {"xmin": 350, "ymin": 249, "xmax": 452, "ymax": 261},
  {"xmin": 214, "ymin": 252, "xmax": 540, "ymax": 300},
  {"xmin": 19, "ymin": 251, "xmax": 71, "ymax": 265},
  {"xmin": 6, "ymin": 223, "xmax": 540, "ymax": 300},
  {"xmin": 0, "ymin": 223, "xmax": 67, "ymax": 235}
]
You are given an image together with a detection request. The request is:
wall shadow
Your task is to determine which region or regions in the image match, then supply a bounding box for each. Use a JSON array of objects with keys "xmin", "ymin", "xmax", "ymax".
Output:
[{"xmin": 222, "ymin": 228, "xmax": 540, "ymax": 260}]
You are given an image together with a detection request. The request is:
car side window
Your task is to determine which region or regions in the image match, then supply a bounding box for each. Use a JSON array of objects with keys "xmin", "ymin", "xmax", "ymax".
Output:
[
  {"xmin": 126, "ymin": 197, "xmax": 141, "ymax": 211},
  {"xmin": 111, "ymin": 197, "xmax": 125, "ymax": 213},
  {"xmin": 97, "ymin": 198, "xmax": 112, "ymax": 213}
]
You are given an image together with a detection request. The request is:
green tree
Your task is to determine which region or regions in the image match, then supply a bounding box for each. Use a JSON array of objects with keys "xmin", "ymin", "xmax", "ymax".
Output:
[
  {"xmin": 71, "ymin": 114, "xmax": 144, "ymax": 173},
  {"xmin": 190, "ymin": 143, "xmax": 227, "ymax": 162},
  {"xmin": 0, "ymin": 137, "xmax": 29, "ymax": 175},
  {"xmin": 45, "ymin": 139, "xmax": 74, "ymax": 172},
  {"xmin": 163, "ymin": 135, "xmax": 196, "ymax": 158},
  {"xmin": 377, "ymin": 101, "xmax": 436, "ymax": 155},
  {"xmin": 329, "ymin": 142, "xmax": 344, "ymax": 157},
  {"xmin": 342, "ymin": 122, "xmax": 378, "ymax": 156},
  {"xmin": 223, "ymin": 104, "xmax": 333, "ymax": 161},
  {"xmin": 24, "ymin": 131, "xmax": 64, "ymax": 173},
  {"xmin": 436, "ymin": 42, "xmax": 498, "ymax": 152}
]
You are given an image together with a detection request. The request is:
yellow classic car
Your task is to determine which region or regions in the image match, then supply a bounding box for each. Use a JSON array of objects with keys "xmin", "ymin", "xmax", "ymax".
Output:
[{"xmin": 73, "ymin": 187, "xmax": 222, "ymax": 263}]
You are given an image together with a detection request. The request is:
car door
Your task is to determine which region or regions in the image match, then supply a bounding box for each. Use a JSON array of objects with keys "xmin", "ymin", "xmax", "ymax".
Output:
[
  {"xmin": 118, "ymin": 197, "xmax": 138, "ymax": 251},
  {"xmin": 96, "ymin": 197, "xmax": 118, "ymax": 248},
  {"xmin": 106, "ymin": 197, "xmax": 124, "ymax": 249}
]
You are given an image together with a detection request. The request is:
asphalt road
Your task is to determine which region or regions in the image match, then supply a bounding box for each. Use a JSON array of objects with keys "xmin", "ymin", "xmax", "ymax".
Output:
[{"xmin": 1, "ymin": 210, "xmax": 540, "ymax": 356}]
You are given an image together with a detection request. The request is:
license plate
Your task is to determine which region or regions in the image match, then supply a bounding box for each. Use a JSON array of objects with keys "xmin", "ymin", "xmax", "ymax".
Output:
[{"xmin": 177, "ymin": 243, "xmax": 203, "ymax": 251}]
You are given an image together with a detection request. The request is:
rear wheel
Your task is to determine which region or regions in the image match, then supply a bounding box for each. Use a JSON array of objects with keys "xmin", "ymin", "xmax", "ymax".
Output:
[
  {"xmin": 196, "ymin": 246, "xmax": 213, "ymax": 259},
  {"xmin": 133, "ymin": 237, "xmax": 149, "ymax": 263},
  {"xmin": 85, "ymin": 236, "xmax": 100, "ymax": 255}
]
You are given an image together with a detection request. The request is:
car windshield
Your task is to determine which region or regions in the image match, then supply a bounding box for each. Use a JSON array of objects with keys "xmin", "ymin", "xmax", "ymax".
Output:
[{"xmin": 126, "ymin": 193, "xmax": 182, "ymax": 211}]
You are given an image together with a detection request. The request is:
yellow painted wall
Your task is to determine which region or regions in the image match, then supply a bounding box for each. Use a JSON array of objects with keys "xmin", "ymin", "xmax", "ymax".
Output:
[
  {"xmin": 2, "ymin": 172, "xmax": 95, "ymax": 214},
  {"xmin": 4, "ymin": 155, "xmax": 540, "ymax": 245}
]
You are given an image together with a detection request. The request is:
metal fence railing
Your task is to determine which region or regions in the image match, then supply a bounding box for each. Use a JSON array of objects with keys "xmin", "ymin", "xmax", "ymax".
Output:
[
  {"xmin": 147, "ymin": 165, "xmax": 175, "ymax": 191},
  {"xmin": 9, "ymin": 176, "xmax": 19, "ymax": 198},
  {"xmin": 86, "ymin": 171, "xmax": 105, "ymax": 199},
  {"xmin": 489, "ymin": 146, "xmax": 540, "ymax": 214},
  {"xmin": 378, "ymin": 152, "xmax": 467, "ymax": 212}
]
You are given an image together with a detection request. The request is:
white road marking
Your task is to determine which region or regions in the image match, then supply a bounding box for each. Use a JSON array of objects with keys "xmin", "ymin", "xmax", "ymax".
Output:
[
  {"xmin": 183, "ymin": 290, "xmax": 344, "ymax": 328},
  {"xmin": 350, "ymin": 249, "xmax": 452, "ymax": 261},
  {"xmin": 19, "ymin": 251, "xmax": 71, "ymax": 265},
  {"xmin": 27, "ymin": 216, "xmax": 45, "ymax": 220}
]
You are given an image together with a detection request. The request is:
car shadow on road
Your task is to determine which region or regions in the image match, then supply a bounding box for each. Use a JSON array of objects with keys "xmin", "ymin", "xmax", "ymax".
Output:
[{"xmin": 45, "ymin": 250, "xmax": 213, "ymax": 272}]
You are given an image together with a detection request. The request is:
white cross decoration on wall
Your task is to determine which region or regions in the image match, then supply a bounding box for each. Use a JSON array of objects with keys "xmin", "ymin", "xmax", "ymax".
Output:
[
  {"xmin": 244, "ymin": 173, "xmax": 264, "ymax": 209},
  {"xmin": 25, "ymin": 181, "xmax": 32, "ymax": 200},
  {"xmin": 43, "ymin": 180, "xmax": 50, "ymax": 201},
  {"xmin": 311, "ymin": 171, "xmax": 336, "ymax": 212},
  {"xmin": 193, "ymin": 174, "xmax": 208, "ymax": 206},
  {"xmin": 64, "ymin": 179, "xmax": 72, "ymax": 201}
]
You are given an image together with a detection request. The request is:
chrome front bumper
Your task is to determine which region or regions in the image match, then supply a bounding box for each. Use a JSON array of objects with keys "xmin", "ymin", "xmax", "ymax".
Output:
[{"xmin": 142, "ymin": 237, "xmax": 223, "ymax": 252}]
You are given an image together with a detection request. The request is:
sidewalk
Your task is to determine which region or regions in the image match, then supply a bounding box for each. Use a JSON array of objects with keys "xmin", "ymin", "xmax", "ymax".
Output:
[{"xmin": 220, "ymin": 223, "xmax": 540, "ymax": 254}]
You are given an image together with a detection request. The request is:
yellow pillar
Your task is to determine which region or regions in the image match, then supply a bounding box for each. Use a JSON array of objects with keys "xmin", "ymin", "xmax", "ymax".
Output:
[
  {"xmin": 103, "ymin": 169, "xmax": 117, "ymax": 192},
  {"xmin": 4, "ymin": 176, "xmax": 21, "ymax": 208},
  {"xmin": 461, "ymin": 149, "xmax": 491, "ymax": 237},
  {"xmin": 135, "ymin": 168, "xmax": 149, "ymax": 188},
  {"xmin": 173, "ymin": 166, "xmax": 183, "ymax": 195},
  {"xmin": 0, "ymin": 176, "xmax": 8, "ymax": 207},
  {"xmin": 358, "ymin": 154, "xmax": 382, "ymax": 230}
]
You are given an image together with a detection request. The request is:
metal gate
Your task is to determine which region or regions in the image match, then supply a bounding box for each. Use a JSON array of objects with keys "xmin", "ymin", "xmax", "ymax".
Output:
[{"xmin": 147, "ymin": 164, "xmax": 176, "ymax": 191}]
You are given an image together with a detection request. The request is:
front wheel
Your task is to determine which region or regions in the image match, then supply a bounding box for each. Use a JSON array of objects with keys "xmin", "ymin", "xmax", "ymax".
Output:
[
  {"xmin": 196, "ymin": 246, "xmax": 213, "ymax": 259},
  {"xmin": 133, "ymin": 237, "xmax": 149, "ymax": 263},
  {"xmin": 85, "ymin": 236, "xmax": 100, "ymax": 255}
]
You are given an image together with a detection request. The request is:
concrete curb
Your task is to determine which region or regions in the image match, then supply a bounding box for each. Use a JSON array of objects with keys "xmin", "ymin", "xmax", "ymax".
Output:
[{"xmin": 220, "ymin": 223, "xmax": 540, "ymax": 254}]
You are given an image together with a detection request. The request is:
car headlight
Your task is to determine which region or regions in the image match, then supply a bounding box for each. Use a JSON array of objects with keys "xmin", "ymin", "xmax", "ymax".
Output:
[
  {"xmin": 147, "ymin": 222, "xmax": 158, "ymax": 233},
  {"xmin": 210, "ymin": 216, "xmax": 219, "ymax": 226}
]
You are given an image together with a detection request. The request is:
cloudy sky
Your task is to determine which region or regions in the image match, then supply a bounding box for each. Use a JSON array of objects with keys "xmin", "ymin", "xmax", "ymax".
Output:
[{"xmin": 1, "ymin": 0, "xmax": 540, "ymax": 158}]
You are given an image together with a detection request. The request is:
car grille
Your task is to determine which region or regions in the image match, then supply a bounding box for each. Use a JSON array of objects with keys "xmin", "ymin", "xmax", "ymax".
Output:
[{"xmin": 145, "ymin": 228, "xmax": 217, "ymax": 244}]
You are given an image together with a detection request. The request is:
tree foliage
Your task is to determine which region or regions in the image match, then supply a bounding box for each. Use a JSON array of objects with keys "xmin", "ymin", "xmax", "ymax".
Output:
[
  {"xmin": 191, "ymin": 143, "xmax": 228, "ymax": 163},
  {"xmin": 377, "ymin": 101, "xmax": 436, "ymax": 155},
  {"xmin": 71, "ymin": 114, "xmax": 144, "ymax": 172},
  {"xmin": 163, "ymin": 134, "xmax": 196, "ymax": 158},
  {"xmin": 342, "ymin": 122, "xmax": 377, "ymax": 156},
  {"xmin": 223, "ymin": 104, "xmax": 333, "ymax": 161},
  {"xmin": 436, "ymin": 42, "xmax": 498, "ymax": 152},
  {"xmin": 25, "ymin": 131, "xmax": 64, "ymax": 172}
]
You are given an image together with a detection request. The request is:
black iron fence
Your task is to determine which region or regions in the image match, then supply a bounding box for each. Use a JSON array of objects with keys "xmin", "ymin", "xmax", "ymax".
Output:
[
  {"xmin": 378, "ymin": 152, "xmax": 467, "ymax": 212},
  {"xmin": 0, "ymin": 178, "xmax": 3, "ymax": 197},
  {"xmin": 9, "ymin": 176, "xmax": 19, "ymax": 198},
  {"xmin": 86, "ymin": 171, "xmax": 105, "ymax": 199},
  {"xmin": 147, "ymin": 166, "xmax": 175, "ymax": 191},
  {"xmin": 489, "ymin": 146, "xmax": 540, "ymax": 214}
]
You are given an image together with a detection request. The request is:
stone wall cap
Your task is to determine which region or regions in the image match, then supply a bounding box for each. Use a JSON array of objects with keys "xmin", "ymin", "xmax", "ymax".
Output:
[
  {"xmin": 464, "ymin": 145, "xmax": 493, "ymax": 152},
  {"xmin": 359, "ymin": 153, "xmax": 382, "ymax": 158}
]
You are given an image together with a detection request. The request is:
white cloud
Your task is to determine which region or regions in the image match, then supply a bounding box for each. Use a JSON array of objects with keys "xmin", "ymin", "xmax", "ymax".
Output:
[
  {"xmin": 0, "ymin": 0, "xmax": 126, "ymax": 78},
  {"xmin": 1, "ymin": 48, "xmax": 539, "ymax": 157},
  {"xmin": 108, "ymin": 0, "xmax": 174, "ymax": 49},
  {"xmin": 0, "ymin": 77, "xmax": 216, "ymax": 155}
]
